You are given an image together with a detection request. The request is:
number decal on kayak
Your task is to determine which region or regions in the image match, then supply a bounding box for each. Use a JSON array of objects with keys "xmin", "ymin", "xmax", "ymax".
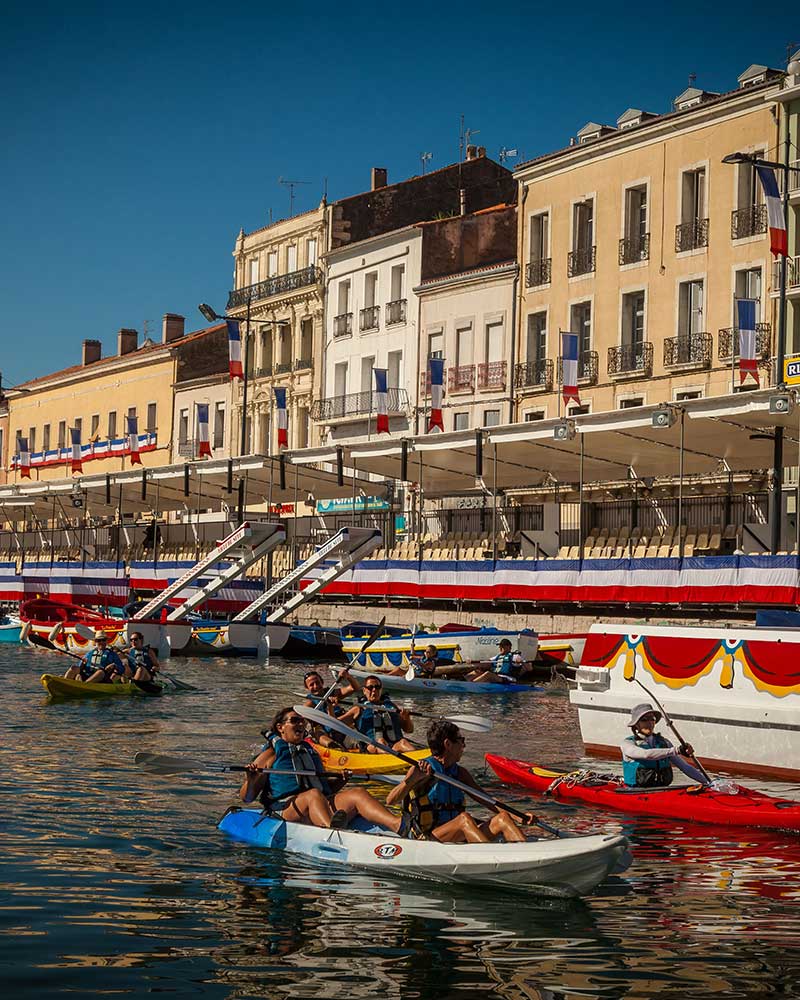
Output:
[{"xmin": 374, "ymin": 843, "xmax": 403, "ymax": 859}]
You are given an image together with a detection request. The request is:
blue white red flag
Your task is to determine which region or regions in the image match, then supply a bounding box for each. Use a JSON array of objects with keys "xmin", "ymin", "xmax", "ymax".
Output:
[
  {"xmin": 427, "ymin": 358, "xmax": 445, "ymax": 432},
  {"xmin": 70, "ymin": 427, "xmax": 82, "ymax": 473},
  {"xmin": 756, "ymin": 165, "xmax": 787, "ymax": 257},
  {"xmin": 226, "ymin": 320, "xmax": 244, "ymax": 379},
  {"xmin": 127, "ymin": 414, "xmax": 141, "ymax": 465},
  {"xmin": 274, "ymin": 387, "xmax": 288, "ymax": 448},
  {"xmin": 736, "ymin": 298, "xmax": 759, "ymax": 386},
  {"xmin": 196, "ymin": 403, "xmax": 212, "ymax": 457},
  {"xmin": 16, "ymin": 435, "xmax": 30, "ymax": 479},
  {"xmin": 560, "ymin": 331, "xmax": 581, "ymax": 406},
  {"xmin": 374, "ymin": 368, "xmax": 389, "ymax": 434}
]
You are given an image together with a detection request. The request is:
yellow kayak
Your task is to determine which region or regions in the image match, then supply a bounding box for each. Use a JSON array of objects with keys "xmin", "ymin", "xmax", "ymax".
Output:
[
  {"xmin": 41, "ymin": 674, "xmax": 164, "ymax": 698},
  {"xmin": 311, "ymin": 742, "xmax": 429, "ymax": 773}
]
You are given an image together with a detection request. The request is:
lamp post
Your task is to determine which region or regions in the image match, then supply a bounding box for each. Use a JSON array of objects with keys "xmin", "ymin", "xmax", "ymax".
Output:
[{"xmin": 198, "ymin": 298, "xmax": 252, "ymax": 459}]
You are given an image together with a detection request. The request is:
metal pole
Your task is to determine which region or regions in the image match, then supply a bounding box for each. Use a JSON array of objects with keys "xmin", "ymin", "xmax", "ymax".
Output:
[
  {"xmin": 770, "ymin": 127, "xmax": 791, "ymax": 555},
  {"xmin": 677, "ymin": 408, "xmax": 685, "ymax": 560},
  {"xmin": 491, "ymin": 442, "xmax": 498, "ymax": 562},
  {"xmin": 239, "ymin": 296, "xmax": 251, "ymax": 458},
  {"xmin": 578, "ymin": 433, "xmax": 584, "ymax": 571}
]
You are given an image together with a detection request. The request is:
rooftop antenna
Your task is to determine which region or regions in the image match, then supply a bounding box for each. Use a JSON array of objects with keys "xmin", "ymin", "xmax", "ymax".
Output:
[
  {"xmin": 498, "ymin": 146, "xmax": 518, "ymax": 164},
  {"xmin": 464, "ymin": 126, "xmax": 480, "ymax": 156},
  {"xmin": 688, "ymin": 72, "xmax": 697, "ymax": 87},
  {"xmin": 459, "ymin": 113, "xmax": 465, "ymax": 163},
  {"xmin": 278, "ymin": 177, "xmax": 311, "ymax": 217},
  {"xmin": 142, "ymin": 319, "xmax": 151, "ymax": 341},
  {"xmin": 420, "ymin": 152, "xmax": 433, "ymax": 174}
]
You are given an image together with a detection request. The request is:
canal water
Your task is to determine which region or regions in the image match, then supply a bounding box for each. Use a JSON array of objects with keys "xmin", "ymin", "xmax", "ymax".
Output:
[{"xmin": 2, "ymin": 643, "xmax": 800, "ymax": 999}]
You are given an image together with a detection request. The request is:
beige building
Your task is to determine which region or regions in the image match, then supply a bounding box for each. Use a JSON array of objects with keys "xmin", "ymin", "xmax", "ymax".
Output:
[
  {"xmin": 227, "ymin": 203, "xmax": 327, "ymax": 453},
  {"xmin": 514, "ymin": 63, "xmax": 798, "ymax": 422}
]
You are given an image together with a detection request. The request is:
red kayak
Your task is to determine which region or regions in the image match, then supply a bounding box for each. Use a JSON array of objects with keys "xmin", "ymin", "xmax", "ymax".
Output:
[{"xmin": 485, "ymin": 753, "xmax": 800, "ymax": 833}]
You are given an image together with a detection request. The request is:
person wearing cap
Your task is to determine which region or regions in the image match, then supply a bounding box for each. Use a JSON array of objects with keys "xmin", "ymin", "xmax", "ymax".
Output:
[
  {"xmin": 468, "ymin": 638, "xmax": 524, "ymax": 684},
  {"xmin": 621, "ymin": 703, "xmax": 709, "ymax": 787},
  {"xmin": 64, "ymin": 631, "xmax": 129, "ymax": 684}
]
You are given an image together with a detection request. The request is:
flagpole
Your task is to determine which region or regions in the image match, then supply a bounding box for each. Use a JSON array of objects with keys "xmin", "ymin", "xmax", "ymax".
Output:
[{"xmin": 239, "ymin": 295, "xmax": 252, "ymax": 458}]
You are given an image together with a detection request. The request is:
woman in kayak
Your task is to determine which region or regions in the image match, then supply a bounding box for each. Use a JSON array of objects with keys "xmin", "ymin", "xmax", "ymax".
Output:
[
  {"xmin": 621, "ymin": 703, "xmax": 709, "ymax": 787},
  {"xmin": 240, "ymin": 706, "xmax": 407, "ymax": 833},
  {"xmin": 126, "ymin": 632, "xmax": 160, "ymax": 682},
  {"xmin": 387, "ymin": 720, "xmax": 537, "ymax": 843},
  {"xmin": 352, "ymin": 676, "xmax": 415, "ymax": 753},
  {"xmin": 388, "ymin": 644, "xmax": 439, "ymax": 678},
  {"xmin": 64, "ymin": 631, "xmax": 129, "ymax": 684}
]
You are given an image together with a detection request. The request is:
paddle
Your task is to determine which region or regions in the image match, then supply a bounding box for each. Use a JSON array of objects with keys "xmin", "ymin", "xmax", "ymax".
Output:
[
  {"xmin": 403, "ymin": 622, "xmax": 421, "ymax": 681},
  {"xmin": 632, "ymin": 677, "xmax": 713, "ymax": 785},
  {"xmin": 74, "ymin": 621, "xmax": 197, "ymax": 691},
  {"xmin": 313, "ymin": 616, "xmax": 386, "ymax": 708},
  {"xmin": 134, "ymin": 750, "xmax": 348, "ymax": 778},
  {"xmin": 292, "ymin": 691, "xmax": 492, "ymax": 733},
  {"xmin": 28, "ymin": 632, "xmax": 162, "ymax": 695},
  {"xmin": 294, "ymin": 704, "xmax": 565, "ymax": 838}
]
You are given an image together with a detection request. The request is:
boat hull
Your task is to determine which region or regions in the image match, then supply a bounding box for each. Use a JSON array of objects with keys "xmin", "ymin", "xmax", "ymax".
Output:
[
  {"xmin": 311, "ymin": 743, "xmax": 430, "ymax": 773},
  {"xmin": 336, "ymin": 666, "xmax": 541, "ymax": 695},
  {"xmin": 175, "ymin": 622, "xmax": 290, "ymax": 657},
  {"xmin": 0, "ymin": 617, "xmax": 22, "ymax": 643},
  {"xmin": 341, "ymin": 626, "xmax": 538, "ymax": 672},
  {"xmin": 41, "ymin": 673, "xmax": 163, "ymax": 698}
]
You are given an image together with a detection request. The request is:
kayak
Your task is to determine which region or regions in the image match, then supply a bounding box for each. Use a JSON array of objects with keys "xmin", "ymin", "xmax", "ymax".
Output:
[
  {"xmin": 335, "ymin": 666, "xmax": 541, "ymax": 695},
  {"xmin": 485, "ymin": 754, "xmax": 800, "ymax": 833},
  {"xmin": 41, "ymin": 674, "xmax": 164, "ymax": 699},
  {"xmin": 218, "ymin": 807, "xmax": 630, "ymax": 898},
  {"xmin": 311, "ymin": 742, "xmax": 430, "ymax": 774}
]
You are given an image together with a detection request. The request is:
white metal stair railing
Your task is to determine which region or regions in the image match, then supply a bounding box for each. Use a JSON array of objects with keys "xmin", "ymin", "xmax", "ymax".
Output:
[
  {"xmin": 231, "ymin": 526, "xmax": 382, "ymax": 625},
  {"xmin": 131, "ymin": 521, "xmax": 286, "ymax": 622}
]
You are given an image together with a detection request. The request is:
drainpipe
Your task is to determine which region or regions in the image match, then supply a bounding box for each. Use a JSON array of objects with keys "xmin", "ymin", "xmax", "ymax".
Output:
[
  {"xmin": 511, "ymin": 183, "xmax": 529, "ymax": 424},
  {"xmin": 508, "ymin": 264, "xmax": 519, "ymax": 424}
]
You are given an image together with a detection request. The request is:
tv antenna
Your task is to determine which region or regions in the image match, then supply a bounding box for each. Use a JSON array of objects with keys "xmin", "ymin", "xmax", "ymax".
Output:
[
  {"xmin": 278, "ymin": 177, "xmax": 311, "ymax": 217},
  {"xmin": 420, "ymin": 152, "xmax": 433, "ymax": 174},
  {"xmin": 464, "ymin": 126, "xmax": 480, "ymax": 155},
  {"xmin": 498, "ymin": 147, "xmax": 518, "ymax": 164}
]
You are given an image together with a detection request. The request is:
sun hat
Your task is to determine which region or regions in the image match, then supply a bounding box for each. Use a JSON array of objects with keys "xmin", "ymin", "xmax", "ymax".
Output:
[
  {"xmin": 628, "ymin": 702, "xmax": 662, "ymax": 728},
  {"xmin": 94, "ymin": 630, "xmax": 109, "ymax": 641}
]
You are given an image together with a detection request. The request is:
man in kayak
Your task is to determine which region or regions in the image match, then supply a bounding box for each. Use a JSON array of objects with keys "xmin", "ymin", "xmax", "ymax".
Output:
[
  {"xmin": 64, "ymin": 631, "xmax": 129, "ymax": 684},
  {"xmin": 621, "ymin": 703, "xmax": 710, "ymax": 787},
  {"xmin": 467, "ymin": 638, "xmax": 523, "ymax": 684},
  {"xmin": 386, "ymin": 720, "xmax": 537, "ymax": 843},
  {"xmin": 126, "ymin": 631, "xmax": 160, "ymax": 682},
  {"xmin": 301, "ymin": 669, "xmax": 362, "ymax": 748},
  {"xmin": 352, "ymin": 676, "xmax": 415, "ymax": 753},
  {"xmin": 302, "ymin": 668, "xmax": 361, "ymax": 706},
  {"xmin": 240, "ymin": 706, "xmax": 408, "ymax": 833}
]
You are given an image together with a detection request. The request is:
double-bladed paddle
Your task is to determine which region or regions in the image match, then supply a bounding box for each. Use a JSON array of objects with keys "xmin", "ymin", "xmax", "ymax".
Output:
[
  {"xmin": 72, "ymin": 621, "xmax": 197, "ymax": 691},
  {"xmin": 133, "ymin": 750, "xmax": 348, "ymax": 778}
]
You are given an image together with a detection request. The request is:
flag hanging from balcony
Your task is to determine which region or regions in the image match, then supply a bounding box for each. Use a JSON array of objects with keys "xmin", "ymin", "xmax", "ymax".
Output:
[
  {"xmin": 126, "ymin": 414, "xmax": 141, "ymax": 465},
  {"xmin": 274, "ymin": 387, "xmax": 288, "ymax": 448},
  {"xmin": 196, "ymin": 403, "xmax": 212, "ymax": 457},
  {"xmin": 736, "ymin": 298, "xmax": 760, "ymax": 386},
  {"xmin": 226, "ymin": 319, "xmax": 244, "ymax": 379},
  {"xmin": 374, "ymin": 368, "xmax": 389, "ymax": 433},
  {"xmin": 560, "ymin": 331, "xmax": 581, "ymax": 407},
  {"xmin": 16, "ymin": 435, "xmax": 30, "ymax": 479},
  {"xmin": 756, "ymin": 165, "xmax": 787, "ymax": 257},
  {"xmin": 70, "ymin": 427, "xmax": 83, "ymax": 474},
  {"xmin": 427, "ymin": 358, "xmax": 445, "ymax": 432}
]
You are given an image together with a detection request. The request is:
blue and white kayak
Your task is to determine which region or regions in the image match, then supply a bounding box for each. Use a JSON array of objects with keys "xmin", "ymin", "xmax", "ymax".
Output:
[
  {"xmin": 335, "ymin": 666, "xmax": 541, "ymax": 695},
  {"xmin": 218, "ymin": 807, "xmax": 630, "ymax": 897}
]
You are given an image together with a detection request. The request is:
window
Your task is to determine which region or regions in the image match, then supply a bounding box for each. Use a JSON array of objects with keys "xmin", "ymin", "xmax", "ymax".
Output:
[
  {"xmin": 483, "ymin": 409, "xmax": 501, "ymax": 427},
  {"xmin": 213, "ymin": 403, "xmax": 225, "ymax": 449},
  {"xmin": 299, "ymin": 318, "xmax": 312, "ymax": 361},
  {"xmin": 681, "ymin": 168, "xmax": 706, "ymax": 225},
  {"xmin": 621, "ymin": 291, "xmax": 645, "ymax": 347},
  {"xmin": 74, "ymin": 417, "xmax": 82, "ymax": 437},
  {"xmin": 455, "ymin": 324, "xmax": 473, "ymax": 366},
  {"xmin": 678, "ymin": 280, "xmax": 703, "ymax": 338},
  {"xmin": 260, "ymin": 327, "xmax": 273, "ymax": 370},
  {"xmin": 107, "ymin": 411, "xmax": 117, "ymax": 439},
  {"xmin": 28, "ymin": 427, "xmax": 36, "ymax": 453},
  {"xmin": 90, "ymin": 414, "xmax": 100, "ymax": 439},
  {"xmin": 524, "ymin": 409, "xmax": 546, "ymax": 421},
  {"xmin": 287, "ymin": 245, "xmax": 297, "ymax": 272},
  {"xmin": 735, "ymin": 268, "xmax": 762, "ymax": 320},
  {"xmin": 526, "ymin": 313, "xmax": 547, "ymax": 363},
  {"xmin": 58, "ymin": 421, "xmax": 66, "ymax": 449},
  {"xmin": 676, "ymin": 389, "xmax": 703, "ymax": 401},
  {"xmin": 428, "ymin": 331, "xmax": 443, "ymax": 359},
  {"xmin": 529, "ymin": 212, "xmax": 549, "ymax": 261},
  {"xmin": 179, "ymin": 409, "xmax": 189, "ymax": 445},
  {"xmin": 572, "ymin": 198, "xmax": 593, "ymax": 252},
  {"xmin": 42, "ymin": 424, "xmax": 50, "ymax": 452},
  {"xmin": 570, "ymin": 301, "xmax": 592, "ymax": 355},
  {"xmin": 485, "ymin": 321, "xmax": 503, "ymax": 363},
  {"xmin": 364, "ymin": 271, "xmax": 378, "ymax": 308},
  {"xmin": 568, "ymin": 403, "xmax": 590, "ymax": 416},
  {"xmin": 621, "ymin": 185, "xmax": 648, "ymax": 263},
  {"xmin": 334, "ymin": 361, "xmax": 348, "ymax": 397},
  {"xmin": 337, "ymin": 280, "xmax": 351, "ymax": 314},
  {"xmin": 454, "ymin": 412, "xmax": 470, "ymax": 430},
  {"xmin": 619, "ymin": 397, "xmax": 644, "ymax": 409},
  {"xmin": 127, "ymin": 407, "xmax": 137, "ymax": 423},
  {"xmin": 361, "ymin": 355, "xmax": 375, "ymax": 393},
  {"xmin": 268, "ymin": 251, "xmax": 278, "ymax": 276},
  {"xmin": 736, "ymin": 152, "xmax": 764, "ymax": 210},
  {"xmin": 146, "ymin": 403, "xmax": 157, "ymax": 433},
  {"xmin": 296, "ymin": 406, "xmax": 309, "ymax": 449},
  {"xmin": 390, "ymin": 264, "xmax": 405, "ymax": 301},
  {"xmin": 388, "ymin": 350, "xmax": 402, "ymax": 388},
  {"xmin": 306, "ymin": 238, "xmax": 317, "ymax": 266},
  {"xmin": 249, "ymin": 258, "xmax": 259, "ymax": 285}
]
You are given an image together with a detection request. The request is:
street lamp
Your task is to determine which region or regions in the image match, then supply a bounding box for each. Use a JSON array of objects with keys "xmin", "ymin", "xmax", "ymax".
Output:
[{"xmin": 197, "ymin": 300, "xmax": 252, "ymax": 460}]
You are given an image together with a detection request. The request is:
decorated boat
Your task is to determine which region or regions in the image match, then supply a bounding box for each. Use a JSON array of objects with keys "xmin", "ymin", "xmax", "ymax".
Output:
[{"xmin": 178, "ymin": 620, "xmax": 291, "ymax": 657}]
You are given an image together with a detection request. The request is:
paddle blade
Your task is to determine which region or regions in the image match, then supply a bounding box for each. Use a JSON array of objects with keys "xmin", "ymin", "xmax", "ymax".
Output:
[
  {"xmin": 134, "ymin": 751, "xmax": 195, "ymax": 774},
  {"xmin": 444, "ymin": 715, "xmax": 492, "ymax": 733},
  {"xmin": 404, "ymin": 661, "xmax": 416, "ymax": 682},
  {"xmin": 73, "ymin": 622, "xmax": 95, "ymax": 641}
]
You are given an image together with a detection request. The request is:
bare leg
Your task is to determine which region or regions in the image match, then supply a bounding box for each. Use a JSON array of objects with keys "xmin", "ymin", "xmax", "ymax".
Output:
[
  {"xmin": 392, "ymin": 738, "xmax": 416, "ymax": 753},
  {"xmin": 85, "ymin": 669, "xmax": 107, "ymax": 683},
  {"xmin": 280, "ymin": 789, "xmax": 336, "ymax": 828},
  {"xmin": 133, "ymin": 667, "xmax": 153, "ymax": 681},
  {"xmin": 64, "ymin": 665, "xmax": 81, "ymax": 680},
  {"xmin": 480, "ymin": 809, "xmax": 526, "ymax": 843},
  {"xmin": 431, "ymin": 812, "xmax": 490, "ymax": 844},
  {"xmin": 332, "ymin": 787, "xmax": 402, "ymax": 832},
  {"xmin": 470, "ymin": 671, "xmax": 506, "ymax": 684}
]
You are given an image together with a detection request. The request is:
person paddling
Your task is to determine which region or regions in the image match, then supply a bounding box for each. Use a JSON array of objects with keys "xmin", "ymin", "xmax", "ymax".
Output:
[
  {"xmin": 352, "ymin": 675, "xmax": 415, "ymax": 753},
  {"xmin": 126, "ymin": 631, "xmax": 160, "ymax": 682},
  {"xmin": 240, "ymin": 706, "xmax": 407, "ymax": 833},
  {"xmin": 467, "ymin": 638, "xmax": 523, "ymax": 684},
  {"xmin": 389, "ymin": 644, "xmax": 439, "ymax": 678},
  {"xmin": 302, "ymin": 668, "xmax": 361, "ymax": 705},
  {"xmin": 64, "ymin": 630, "xmax": 128, "ymax": 684},
  {"xmin": 621, "ymin": 703, "xmax": 710, "ymax": 787},
  {"xmin": 386, "ymin": 720, "xmax": 537, "ymax": 843}
]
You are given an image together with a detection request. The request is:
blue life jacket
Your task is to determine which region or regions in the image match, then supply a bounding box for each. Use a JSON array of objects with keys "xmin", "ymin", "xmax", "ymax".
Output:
[
  {"xmin": 80, "ymin": 648, "xmax": 124, "ymax": 682},
  {"xmin": 424, "ymin": 755, "xmax": 465, "ymax": 824},
  {"xmin": 493, "ymin": 651, "xmax": 519, "ymax": 677},
  {"xmin": 413, "ymin": 657, "xmax": 437, "ymax": 677},
  {"xmin": 322, "ymin": 703, "xmax": 345, "ymax": 738},
  {"xmin": 622, "ymin": 733, "xmax": 674, "ymax": 787},
  {"xmin": 265, "ymin": 738, "xmax": 330, "ymax": 804},
  {"xmin": 127, "ymin": 646, "xmax": 156, "ymax": 674},
  {"xmin": 357, "ymin": 696, "xmax": 403, "ymax": 745}
]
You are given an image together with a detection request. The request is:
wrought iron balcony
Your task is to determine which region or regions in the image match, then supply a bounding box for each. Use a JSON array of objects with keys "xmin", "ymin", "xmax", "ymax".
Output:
[
  {"xmin": 477, "ymin": 360, "xmax": 507, "ymax": 390},
  {"xmin": 448, "ymin": 365, "xmax": 475, "ymax": 393},
  {"xmin": 731, "ymin": 203, "xmax": 767, "ymax": 240},
  {"xmin": 607, "ymin": 341, "xmax": 653, "ymax": 377},
  {"xmin": 526, "ymin": 258, "xmax": 552, "ymax": 287},
  {"xmin": 718, "ymin": 323, "xmax": 771, "ymax": 361},
  {"xmin": 568, "ymin": 246, "xmax": 596, "ymax": 277},
  {"xmin": 333, "ymin": 312, "xmax": 353, "ymax": 337},
  {"xmin": 386, "ymin": 299, "xmax": 407, "ymax": 325},
  {"xmin": 311, "ymin": 388, "xmax": 409, "ymax": 422},
  {"xmin": 274, "ymin": 361, "xmax": 293, "ymax": 374},
  {"xmin": 515, "ymin": 359, "xmax": 554, "ymax": 392},
  {"xmin": 675, "ymin": 218, "xmax": 708, "ymax": 252},
  {"xmin": 359, "ymin": 305, "xmax": 380, "ymax": 331},
  {"xmin": 619, "ymin": 234, "xmax": 650, "ymax": 265},
  {"xmin": 227, "ymin": 265, "xmax": 321, "ymax": 310},
  {"xmin": 772, "ymin": 256, "xmax": 800, "ymax": 293},
  {"xmin": 253, "ymin": 365, "xmax": 273, "ymax": 378},
  {"xmin": 294, "ymin": 358, "xmax": 312, "ymax": 371},
  {"xmin": 178, "ymin": 439, "xmax": 199, "ymax": 459},
  {"xmin": 663, "ymin": 333, "xmax": 713, "ymax": 368},
  {"xmin": 557, "ymin": 350, "xmax": 598, "ymax": 386}
]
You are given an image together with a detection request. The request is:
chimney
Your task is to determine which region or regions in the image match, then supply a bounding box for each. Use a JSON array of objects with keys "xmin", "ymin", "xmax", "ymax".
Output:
[
  {"xmin": 162, "ymin": 313, "xmax": 185, "ymax": 344},
  {"xmin": 371, "ymin": 167, "xmax": 388, "ymax": 190},
  {"xmin": 118, "ymin": 328, "xmax": 138, "ymax": 356},
  {"xmin": 476, "ymin": 146, "xmax": 486, "ymax": 158},
  {"xmin": 466, "ymin": 144, "xmax": 477, "ymax": 160},
  {"xmin": 82, "ymin": 339, "xmax": 101, "ymax": 366}
]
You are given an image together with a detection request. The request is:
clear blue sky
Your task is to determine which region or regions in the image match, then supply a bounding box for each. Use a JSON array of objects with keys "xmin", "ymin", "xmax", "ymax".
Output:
[{"xmin": 1, "ymin": 0, "xmax": 793, "ymax": 385}]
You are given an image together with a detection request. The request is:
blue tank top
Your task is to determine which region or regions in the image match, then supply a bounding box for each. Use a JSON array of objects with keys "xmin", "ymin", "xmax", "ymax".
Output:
[
  {"xmin": 622, "ymin": 733, "xmax": 673, "ymax": 786},
  {"xmin": 267, "ymin": 739, "xmax": 330, "ymax": 802},
  {"xmin": 357, "ymin": 696, "xmax": 403, "ymax": 744},
  {"xmin": 424, "ymin": 755, "xmax": 465, "ymax": 824}
]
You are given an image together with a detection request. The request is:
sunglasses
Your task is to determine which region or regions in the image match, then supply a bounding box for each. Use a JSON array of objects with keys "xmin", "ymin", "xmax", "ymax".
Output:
[
  {"xmin": 639, "ymin": 715, "xmax": 658, "ymax": 723},
  {"xmin": 282, "ymin": 716, "xmax": 306, "ymax": 727},
  {"xmin": 364, "ymin": 684, "xmax": 382, "ymax": 691}
]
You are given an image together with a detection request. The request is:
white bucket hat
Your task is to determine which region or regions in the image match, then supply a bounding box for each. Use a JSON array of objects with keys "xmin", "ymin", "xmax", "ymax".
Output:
[{"xmin": 628, "ymin": 702, "xmax": 661, "ymax": 728}]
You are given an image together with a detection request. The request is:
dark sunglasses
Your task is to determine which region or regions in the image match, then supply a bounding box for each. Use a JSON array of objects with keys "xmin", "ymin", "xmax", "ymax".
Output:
[
  {"xmin": 282, "ymin": 716, "xmax": 306, "ymax": 726},
  {"xmin": 364, "ymin": 684, "xmax": 382, "ymax": 690}
]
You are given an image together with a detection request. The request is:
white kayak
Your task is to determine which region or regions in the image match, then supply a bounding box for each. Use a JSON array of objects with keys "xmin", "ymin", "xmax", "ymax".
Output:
[
  {"xmin": 218, "ymin": 808, "xmax": 630, "ymax": 898},
  {"xmin": 334, "ymin": 665, "xmax": 541, "ymax": 695}
]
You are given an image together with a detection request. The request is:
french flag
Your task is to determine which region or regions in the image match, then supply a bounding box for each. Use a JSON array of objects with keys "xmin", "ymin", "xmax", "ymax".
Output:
[
  {"xmin": 274, "ymin": 387, "xmax": 288, "ymax": 448},
  {"xmin": 560, "ymin": 331, "xmax": 581, "ymax": 406},
  {"xmin": 427, "ymin": 358, "xmax": 444, "ymax": 432},
  {"xmin": 70, "ymin": 427, "xmax": 82, "ymax": 474},
  {"xmin": 226, "ymin": 319, "xmax": 244, "ymax": 379},
  {"xmin": 756, "ymin": 165, "xmax": 787, "ymax": 257},
  {"xmin": 17, "ymin": 435, "xmax": 30, "ymax": 479},
  {"xmin": 374, "ymin": 367, "xmax": 389, "ymax": 433},
  {"xmin": 737, "ymin": 298, "xmax": 759, "ymax": 386},
  {"xmin": 196, "ymin": 403, "xmax": 212, "ymax": 457},
  {"xmin": 127, "ymin": 414, "xmax": 141, "ymax": 465}
]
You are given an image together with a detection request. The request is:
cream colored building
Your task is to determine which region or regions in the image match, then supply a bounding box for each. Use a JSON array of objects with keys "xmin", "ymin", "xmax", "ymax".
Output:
[
  {"xmin": 227, "ymin": 203, "xmax": 327, "ymax": 453},
  {"xmin": 514, "ymin": 63, "xmax": 798, "ymax": 422}
]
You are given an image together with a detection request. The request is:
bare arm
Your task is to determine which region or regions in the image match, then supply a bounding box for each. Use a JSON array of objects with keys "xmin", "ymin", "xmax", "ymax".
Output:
[
  {"xmin": 386, "ymin": 763, "xmax": 431, "ymax": 806},
  {"xmin": 238, "ymin": 748, "xmax": 274, "ymax": 803}
]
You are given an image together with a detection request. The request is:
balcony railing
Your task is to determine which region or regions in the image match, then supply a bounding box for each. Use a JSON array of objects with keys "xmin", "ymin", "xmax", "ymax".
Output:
[
  {"xmin": 608, "ymin": 341, "xmax": 654, "ymax": 377},
  {"xmin": 619, "ymin": 234, "xmax": 650, "ymax": 265},
  {"xmin": 557, "ymin": 350, "xmax": 599, "ymax": 386},
  {"xmin": 448, "ymin": 365, "xmax": 475, "ymax": 393},
  {"xmin": 526, "ymin": 258, "xmax": 552, "ymax": 287},
  {"xmin": 477, "ymin": 360, "xmax": 507, "ymax": 390},
  {"xmin": 718, "ymin": 323, "xmax": 771, "ymax": 361},
  {"xmin": 731, "ymin": 203, "xmax": 767, "ymax": 240},
  {"xmin": 227, "ymin": 265, "xmax": 321, "ymax": 310},
  {"xmin": 663, "ymin": 332, "xmax": 713, "ymax": 368},
  {"xmin": 253, "ymin": 364, "xmax": 272, "ymax": 378},
  {"xmin": 177, "ymin": 439, "xmax": 210, "ymax": 459},
  {"xmin": 333, "ymin": 312, "xmax": 353, "ymax": 337},
  {"xmin": 386, "ymin": 299, "xmax": 407, "ymax": 325},
  {"xmin": 311, "ymin": 388, "xmax": 409, "ymax": 422},
  {"xmin": 515, "ymin": 359, "xmax": 554, "ymax": 392},
  {"xmin": 675, "ymin": 218, "xmax": 709, "ymax": 252},
  {"xmin": 790, "ymin": 160, "xmax": 800, "ymax": 196},
  {"xmin": 294, "ymin": 357, "xmax": 312, "ymax": 371},
  {"xmin": 773, "ymin": 256, "xmax": 800, "ymax": 293},
  {"xmin": 360, "ymin": 305, "xmax": 380, "ymax": 331},
  {"xmin": 274, "ymin": 361, "xmax": 293, "ymax": 374},
  {"xmin": 568, "ymin": 246, "xmax": 596, "ymax": 277}
]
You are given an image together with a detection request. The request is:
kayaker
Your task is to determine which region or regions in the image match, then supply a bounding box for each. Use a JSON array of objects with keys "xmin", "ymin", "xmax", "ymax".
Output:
[
  {"xmin": 388, "ymin": 644, "xmax": 439, "ymax": 678},
  {"xmin": 621, "ymin": 703, "xmax": 710, "ymax": 787},
  {"xmin": 64, "ymin": 631, "xmax": 129, "ymax": 684},
  {"xmin": 386, "ymin": 720, "xmax": 537, "ymax": 843},
  {"xmin": 352, "ymin": 676, "xmax": 415, "ymax": 753},
  {"xmin": 302, "ymin": 668, "xmax": 361, "ymax": 705},
  {"xmin": 126, "ymin": 631, "xmax": 160, "ymax": 682},
  {"xmin": 467, "ymin": 638, "xmax": 523, "ymax": 684},
  {"xmin": 240, "ymin": 706, "xmax": 408, "ymax": 834}
]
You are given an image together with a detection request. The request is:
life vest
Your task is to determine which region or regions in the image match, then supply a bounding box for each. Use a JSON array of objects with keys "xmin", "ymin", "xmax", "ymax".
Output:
[
  {"xmin": 356, "ymin": 696, "xmax": 403, "ymax": 746},
  {"xmin": 622, "ymin": 733, "xmax": 674, "ymax": 787},
  {"xmin": 424, "ymin": 755, "xmax": 465, "ymax": 824},
  {"xmin": 493, "ymin": 651, "xmax": 521, "ymax": 678},
  {"xmin": 414, "ymin": 658, "xmax": 437, "ymax": 678},
  {"xmin": 401, "ymin": 783, "xmax": 436, "ymax": 839},
  {"xmin": 321, "ymin": 704, "xmax": 346, "ymax": 742},
  {"xmin": 127, "ymin": 647, "xmax": 155, "ymax": 674},
  {"xmin": 80, "ymin": 648, "xmax": 122, "ymax": 682},
  {"xmin": 263, "ymin": 738, "xmax": 330, "ymax": 805}
]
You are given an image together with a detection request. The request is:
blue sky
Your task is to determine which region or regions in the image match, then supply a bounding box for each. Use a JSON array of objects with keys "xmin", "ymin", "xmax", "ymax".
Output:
[{"xmin": 1, "ymin": 1, "xmax": 793, "ymax": 384}]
